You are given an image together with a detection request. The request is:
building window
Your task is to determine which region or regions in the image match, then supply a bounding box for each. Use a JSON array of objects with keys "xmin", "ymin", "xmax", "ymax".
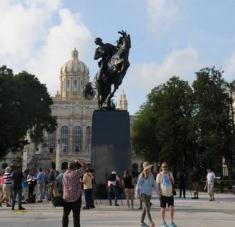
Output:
[
  {"xmin": 74, "ymin": 80, "xmax": 77, "ymax": 91},
  {"xmin": 48, "ymin": 131, "xmax": 56, "ymax": 153},
  {"xmin": 72, "ymin": 126, "xmax": 82, "ymax": 152},
  {"xmin": 61, "ymin": 126, "xmax": 69, "ymax": 152},
  {"xmin": 86, "ymin": 126, "xmax": 91, "ymax": 152}
]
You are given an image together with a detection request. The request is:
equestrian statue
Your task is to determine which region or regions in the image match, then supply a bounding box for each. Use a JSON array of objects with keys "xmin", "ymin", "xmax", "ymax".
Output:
[{"xmin": 84, "ymin": 31, "xmax": 131, "ymax": 110}]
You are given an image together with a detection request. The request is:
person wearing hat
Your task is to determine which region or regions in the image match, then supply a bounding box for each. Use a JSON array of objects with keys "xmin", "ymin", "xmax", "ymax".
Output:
[
  {"xmin": 107, "ymin": 170, "xmax": 120, "ymax": 206},
  {"xmin": 156, "ymin": 161, "xmax": 177, "ymax": 227},
  {"xmin": 136, "ymin": 161, "xmax": 156, "ymax": 227}
]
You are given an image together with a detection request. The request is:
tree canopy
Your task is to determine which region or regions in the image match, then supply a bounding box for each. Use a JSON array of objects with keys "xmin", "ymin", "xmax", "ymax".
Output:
[
  {"xmin": 0, "ymin": 65, "xmax": 57, "ymax": 159},
  {"xmin": 132, "ymin": 67, "xmax": 235, "ymax": 178}
]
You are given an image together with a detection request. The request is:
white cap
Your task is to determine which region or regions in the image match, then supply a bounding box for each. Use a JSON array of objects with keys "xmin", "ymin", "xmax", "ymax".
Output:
[{"xmin": 112, "ymin": 171, "xmax": 116, "ymax": 174}]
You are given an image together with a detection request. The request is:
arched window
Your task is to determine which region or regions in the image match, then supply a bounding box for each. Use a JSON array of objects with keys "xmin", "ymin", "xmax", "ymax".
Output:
[
  {"xmin": 86, "ymin": 126, "xmax": 91, "ymax": 152},
  {"xmin": 72, "ymin": 126, "xmax": 82, "ymax": 152},
  {"xmin": 61, "ymin": 126, "xmax": 69, "ymax": 152},
  {"xmin": 48, "ymin": 131, "xmax": 56, "ymax": 153}
]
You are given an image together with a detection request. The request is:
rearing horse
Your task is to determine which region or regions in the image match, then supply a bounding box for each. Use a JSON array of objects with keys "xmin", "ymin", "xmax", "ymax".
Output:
[{"xmin": 93, "ymin": 31, "xmax": 131, "ymax": 109}]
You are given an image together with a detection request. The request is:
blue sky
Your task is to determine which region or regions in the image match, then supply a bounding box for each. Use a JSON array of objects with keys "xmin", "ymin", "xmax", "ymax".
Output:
[{"xmin": 1, "ymin": 0, "xmax": 235, "ymax": 114}]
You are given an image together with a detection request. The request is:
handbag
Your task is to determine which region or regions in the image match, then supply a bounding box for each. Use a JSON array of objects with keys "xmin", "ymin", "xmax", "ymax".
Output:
[
  {"xmin": 52, "ymin": 195, "xmax": 64, "ymax": 207},
  {"xmin": 52, "ymin": 181, "xmax": 64, "ymax": 207}
]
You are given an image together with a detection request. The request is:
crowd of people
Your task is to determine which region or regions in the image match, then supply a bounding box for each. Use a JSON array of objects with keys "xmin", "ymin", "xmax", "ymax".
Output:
[
  {"xmin": 0, "ymin": 160, "xmax": 216, "ymax": 227},
  {"xmin": 0, "ymin": 164, "xmax": 62, "ymax": 209}
]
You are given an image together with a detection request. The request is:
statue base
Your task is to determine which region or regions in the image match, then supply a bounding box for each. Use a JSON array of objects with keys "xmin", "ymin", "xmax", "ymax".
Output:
[{"xmin": 91, "ymin": 110, "xmax": 131, "ymax": 185}]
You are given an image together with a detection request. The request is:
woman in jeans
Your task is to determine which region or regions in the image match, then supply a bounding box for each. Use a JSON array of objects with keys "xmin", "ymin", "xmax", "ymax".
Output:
[
  {"xmin": 136, "ymin": 162, "xmax": 156, "ymax": 227},
  {"xmin": 122, "ymin": 170, "xmax": 134, "ymax": 209}
]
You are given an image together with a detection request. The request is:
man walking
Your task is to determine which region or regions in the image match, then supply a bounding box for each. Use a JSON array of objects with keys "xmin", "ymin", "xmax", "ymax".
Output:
[
  {"xmin": 37, "ymin": 168, "xmax": 46, "ymax": 202},
  {"xmin": 11, "ymin": 165, "xmax": 25, "ymax": 210},
  {"xmin": 157, "ymin": 162, "xmax": 176, "ymax": 227},
  {"xmin": 62, "ymin": 160, "xmax": 85, "ymax": 227}
]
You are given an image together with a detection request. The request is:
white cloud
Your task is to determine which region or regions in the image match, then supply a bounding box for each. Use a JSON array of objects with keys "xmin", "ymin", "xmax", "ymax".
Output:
[
  {"xmin": 27, "ymin": 9, "xmax": 92, "ymax": 94},
  {"xmin": 147, "ymin": 0, "xmax": 182, "ymax": 34},
  {"xmin": 0, "ymin": 0, "xmax": 62, "ymax": 61},
  {"xmin": 124, "ymin": 48, "xmax": 200, "ymax": 93},
  {"xmin": 0, "ymin": 0, "xmax": 92, "ymax": 95}
]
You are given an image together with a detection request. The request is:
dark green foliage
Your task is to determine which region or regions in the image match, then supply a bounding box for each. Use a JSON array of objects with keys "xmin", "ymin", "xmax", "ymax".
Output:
[
  {"xmin": 193, "ymin": 67, "xmax": 234, "ymax": 175},
  {"xmin": 132, "ymin": 77, "xmax": 194, "ymax": 173},
  {"xmin": 132, "ymin": 68, "xmax": 235, "ymax": 179},
  {"xmin": 0, "ymin": 65, "xmax": 57, "ymax": 159}
]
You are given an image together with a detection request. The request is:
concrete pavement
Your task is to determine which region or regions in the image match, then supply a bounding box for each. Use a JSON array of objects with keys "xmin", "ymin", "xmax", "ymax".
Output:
[{"xmin": 0, "ymin": 192, "xmax": 234, "ymax": 227}]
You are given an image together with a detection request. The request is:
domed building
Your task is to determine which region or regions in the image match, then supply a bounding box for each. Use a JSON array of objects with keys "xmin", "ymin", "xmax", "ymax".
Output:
[
  {"xmin": 22, "ymin": 49, "xmax": 98, "ymax": 169},
  {"xmin": 1, "ymin": 49, "xmax": 141, "ymax": 172}
]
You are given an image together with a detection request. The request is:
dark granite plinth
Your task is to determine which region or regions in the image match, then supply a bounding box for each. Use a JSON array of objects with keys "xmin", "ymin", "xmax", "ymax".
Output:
[{"xmin": 91, "ymin": 110, "xmax": 131, "ymax": 184}]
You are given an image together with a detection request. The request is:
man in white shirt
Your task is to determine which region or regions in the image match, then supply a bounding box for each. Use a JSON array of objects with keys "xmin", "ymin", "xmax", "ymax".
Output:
[
  {"xmin": 205, "ymin": 169, "xmax": 216, "ymax": 201},
  {"xmin": 157, "ymin": 162, "xmax": 177, "ymax": 227}
]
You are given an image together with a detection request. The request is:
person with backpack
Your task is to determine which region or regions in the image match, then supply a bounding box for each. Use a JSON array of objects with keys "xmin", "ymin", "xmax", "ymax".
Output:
[{"xmin": 156, "ymin": 161, "xmax": 177, "ymax": 227}]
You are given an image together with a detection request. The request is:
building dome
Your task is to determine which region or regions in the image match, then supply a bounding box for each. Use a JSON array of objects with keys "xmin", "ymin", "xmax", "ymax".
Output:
[
  {"xmin": 59, "ymin": 49, "xmax": 90, "ymax": 100},
  {"xmin": 60, "ymin": 49, "xmax": 89, "ymax": 76}
]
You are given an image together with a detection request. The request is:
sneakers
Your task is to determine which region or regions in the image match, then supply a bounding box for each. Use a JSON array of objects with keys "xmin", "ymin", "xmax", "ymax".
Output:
[
  {"xmin": 169, "ymin": 222, "xmax": 177, "ymax": 227},
  {"xmin": 18, "ymin": 206, "xmax": 26, "ymax": 210},
  {"xmin": 161, "ymin": 221, "xmax": 168, "ymax": 227},
  {"xmin": 140, "ymin": 223, "xmax": 149, "ymax": 227}
]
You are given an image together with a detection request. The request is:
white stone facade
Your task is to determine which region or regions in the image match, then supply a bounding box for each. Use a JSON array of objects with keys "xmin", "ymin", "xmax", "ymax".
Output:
[
  {"xmin": 20, "ymin": 49, "xmax": 98, "ymax": 170},
  {"xmin": 1, "ymin": 49, "xmax": 142, "ymax": 171}
]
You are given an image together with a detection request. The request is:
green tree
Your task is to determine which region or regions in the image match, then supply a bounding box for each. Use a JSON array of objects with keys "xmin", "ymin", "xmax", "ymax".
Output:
[
  {"xmin": 192, "ymin": 67, "xmax": 233, "ymax": 175},
  {"xmin": 132, "ymin": 76, "xmax": 195, "ymax": 173},
  {"xmin": 0, "ymin": 66, "xmax": 57, "ymax": 159}
]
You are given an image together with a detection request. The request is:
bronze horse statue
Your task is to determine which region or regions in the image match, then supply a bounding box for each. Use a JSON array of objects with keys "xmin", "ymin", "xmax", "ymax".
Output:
[{"xmin": 84, "ymin": 31, "xmax": 131, "ymax": 110}]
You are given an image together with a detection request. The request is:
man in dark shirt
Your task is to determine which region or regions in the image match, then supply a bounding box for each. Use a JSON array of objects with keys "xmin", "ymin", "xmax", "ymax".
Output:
[{"xmin": 11, "ymin": 165, "xmax": 25, "ymax": 210}]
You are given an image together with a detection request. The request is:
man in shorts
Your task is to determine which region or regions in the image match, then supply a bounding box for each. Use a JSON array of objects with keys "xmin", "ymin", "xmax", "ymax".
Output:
[
  {"xmin": 157, "ymin": 162, "xmax": 177, "ymax": 227},
  {"xmin": 205, "ymin": 169, "xmax": 215, "ymax": 201}
]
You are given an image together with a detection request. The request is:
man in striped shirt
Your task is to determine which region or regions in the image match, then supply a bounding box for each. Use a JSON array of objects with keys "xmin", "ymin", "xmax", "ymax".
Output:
[
  {"xmin": 62, "ymin": 160, "xmax": 85, "ymax": 227},
  {"xmin": 2, "ymin": 167, "xmax": 12, "ymax": 207}
]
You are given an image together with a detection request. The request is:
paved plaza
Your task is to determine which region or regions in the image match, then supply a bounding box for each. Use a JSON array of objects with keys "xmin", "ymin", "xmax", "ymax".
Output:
[{"xmin": 0, "ymin": 192, "xmax": 234, "ymax": 227}]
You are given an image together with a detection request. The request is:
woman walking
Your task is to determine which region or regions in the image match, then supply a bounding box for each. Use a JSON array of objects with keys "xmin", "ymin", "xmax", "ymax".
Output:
[
  {"xmin": 122, "ymin": 170, "xmax": 134, "ymax": 209},
  {"xmin": 136, "ymin": 162, "xmax": 156, "ymax": 227}
]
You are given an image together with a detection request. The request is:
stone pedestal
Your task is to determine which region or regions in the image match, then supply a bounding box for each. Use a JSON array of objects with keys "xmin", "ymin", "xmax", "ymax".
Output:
[{"xmin": 91, "ymin": 110, "xmax": 131, "ymax": 184}]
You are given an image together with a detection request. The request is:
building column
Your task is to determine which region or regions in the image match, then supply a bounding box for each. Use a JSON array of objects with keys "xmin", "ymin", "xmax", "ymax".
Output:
[{"xmin": 56, "ymin": 128, "xmax": 61, "ymax": 171}]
